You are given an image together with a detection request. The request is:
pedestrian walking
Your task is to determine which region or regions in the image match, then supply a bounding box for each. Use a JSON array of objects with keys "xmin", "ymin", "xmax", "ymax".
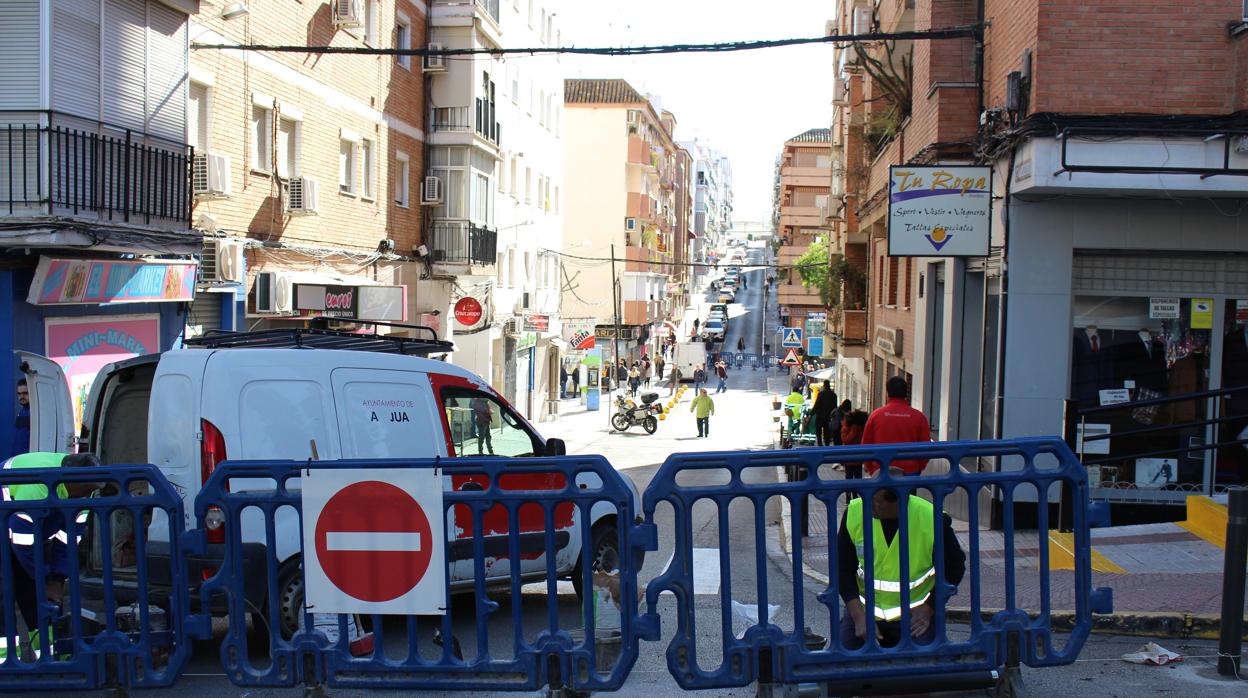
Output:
[
  {"xmin": 470, "ymin": 397, "xmax": 495, "ymax": 454},
  {"xmin": 737, "ymin": 336, "xmax": 745, "ymax": 352},
  {"xmin": 616, "ymin": 361, "xmax": 628, "ymax": 393},
  {"xmin": 829, "ymin": 399, "xmax": 851, "ymax": 447},
  {"xmin": 690, "ymin": 388, "xmax": 715, "ymax": 438},
  {"xmin": 861, "ymin": 376, "xmax": 932, "ymax": 476},
  {"xmin": 628, "ymin": 364, "xmax": 641, "ymax": 397},
  {"xmin": 669, "ymin": 365, "xmax": 683, "ymax": 396},
  {"xmin": 841, "ymin": 408, "xmax": 868, "ymax": 481},
  {"xmin": 812, "ymin": 380, "xmax": 838, "ymax": 446},
  {"xmin": 10, "ymin": 380, "xmax": 30, "ymax": 459},
  {"xmin": 693, "ymin": 364, "xmax": 707, "ymax": 393},
  {"xmin": 714, "ymin": 359, "xmax": 729, "ymax": 393},
  {"xmin": 641, "ymin": 358, "xmax": 652, "ymax": 388},
  {"xmin": 560, "ymin": 366, "xmax": 569, "ymax": 399},
  {"xmin": 655, "ymin": 356, "xmax": 666, "ymax": 388},
  {"xmin": 1, "ymin": 451, "xmax": 100, "ymax": 659},
  {"xmin": 570, "ymin": 365, "xmax": 580, "ymax": 398}
]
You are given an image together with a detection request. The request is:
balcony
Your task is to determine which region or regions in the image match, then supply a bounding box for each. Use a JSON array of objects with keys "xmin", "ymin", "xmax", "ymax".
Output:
[
  {"xmin": 780, "ymin": 164, "xmax": 832, "ymax": 188},
  {"xmin": 1, "ymin": 110, "xmax": 191, "ymax": 227},
  {"xmin": 431, "ymin": 106, "xmax": 472, "ymax": 133},
  {"xmin": 627, "ymin": 136, "xmax": 649, "ymax": 166},
  {"xmin": 432, "ymin": 0, "xmax": 500, "ymax": 26},
  {"xmin": 429, "ymin": 220, "xmax": 497, "ymax": 266},
  {"xmin": 626, "ymin": 192, "xmax": 657, "ymax": 221},
  {"xmin": 474, "ymin": 98, "xmax": 500, "ymax": 145},
  {"xmin": 777, "ymin": 283, "xmax": 822, "ymax": 306},
  {"xmin": 778, "ymin": 205, "xmax": 825, "ymax": 228},
  {"xmin": 839, "ymin": 309, "xmax": 868, "ymax": 342}
]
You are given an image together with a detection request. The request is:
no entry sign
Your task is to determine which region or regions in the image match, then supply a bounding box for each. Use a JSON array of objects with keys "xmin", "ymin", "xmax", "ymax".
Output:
[{"xmin": 302, "ymin": 469, "xmax": 446, "ymax": 615}]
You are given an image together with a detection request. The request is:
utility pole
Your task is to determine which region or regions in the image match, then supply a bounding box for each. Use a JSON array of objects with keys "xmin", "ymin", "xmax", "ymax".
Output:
[{"xmin": 610, "ymin": 244, "xmax": 623, "ymax": 425}]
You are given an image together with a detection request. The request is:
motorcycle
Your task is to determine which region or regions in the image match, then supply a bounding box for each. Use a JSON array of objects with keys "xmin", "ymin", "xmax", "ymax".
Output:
[{"xmin": 612, "ymin": 392, "xmax": 661, "ymax": 434}]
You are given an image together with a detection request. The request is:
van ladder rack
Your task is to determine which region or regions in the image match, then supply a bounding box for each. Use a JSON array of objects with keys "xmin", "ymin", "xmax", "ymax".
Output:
[{"xmin": 185, "ymin": 324, "xmax": 454, "ymax": 356}]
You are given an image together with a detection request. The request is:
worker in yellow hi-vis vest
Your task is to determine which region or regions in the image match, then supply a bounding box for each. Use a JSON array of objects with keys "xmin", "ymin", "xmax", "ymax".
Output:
[
  {"xmin": 836, "ymin": 467, "xmax": 966, "ymax": 648},
  {"xmin": 0, "ymin": 452, "xmax": 100, "ymax": 659}
]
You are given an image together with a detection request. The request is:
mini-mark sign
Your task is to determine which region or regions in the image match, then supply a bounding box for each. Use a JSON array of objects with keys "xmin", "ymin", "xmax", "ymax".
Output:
[{"xmin": 302, "ymin": 469, "xmax": 446, "ymax": 615}]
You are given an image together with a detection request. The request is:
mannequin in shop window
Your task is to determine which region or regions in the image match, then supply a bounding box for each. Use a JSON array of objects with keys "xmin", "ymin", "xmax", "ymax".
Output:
[
  {"xmin": 1116, "ymin": 327, "xmax": 1168, "ymax": 396},
  {"xmin": 1071, "ymin": 325, "xmax": 1113, "ymax": 405}
]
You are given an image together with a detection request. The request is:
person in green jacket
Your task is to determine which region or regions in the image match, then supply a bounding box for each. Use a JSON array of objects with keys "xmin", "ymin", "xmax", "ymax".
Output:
[{"xmin": 690, "ymin": 388, "xmax": 715, "ymax": 438}]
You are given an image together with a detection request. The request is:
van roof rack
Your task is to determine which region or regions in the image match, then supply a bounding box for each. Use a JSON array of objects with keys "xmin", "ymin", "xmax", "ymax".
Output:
[{"xmin": 185, "ymin": 320, "xmax": 454, "ymax": 356}]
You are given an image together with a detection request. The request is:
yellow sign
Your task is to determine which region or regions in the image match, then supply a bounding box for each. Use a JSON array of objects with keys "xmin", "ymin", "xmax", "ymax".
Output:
[{"xmin": 1191, "ymin": 298, "xmax": 1214, "ymax": 329}]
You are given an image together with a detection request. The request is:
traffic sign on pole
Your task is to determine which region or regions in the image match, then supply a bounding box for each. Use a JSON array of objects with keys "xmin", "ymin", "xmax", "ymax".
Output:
[
  {"xmin": 781, "ymin": 348, "xmax": 801, "ymax": 366},
  {"xmin": 302, "ymin": 469, "xmax": 446, "ymax": 615},
  {"xmin": 781, "ymin": 327, "xmax": 803, "ymax": 347}
]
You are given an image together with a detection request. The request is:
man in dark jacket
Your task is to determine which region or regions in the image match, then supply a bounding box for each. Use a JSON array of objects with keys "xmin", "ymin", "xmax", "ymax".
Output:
[{"xmin": 812, "ymin": 380, "xmax": 838, "ymax": 446}]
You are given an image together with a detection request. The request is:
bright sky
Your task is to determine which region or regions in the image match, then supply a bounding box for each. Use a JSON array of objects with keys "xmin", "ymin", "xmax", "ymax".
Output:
[{"xmin": 557, "ymin": 0, "xmax": 835, "ymax": 225}]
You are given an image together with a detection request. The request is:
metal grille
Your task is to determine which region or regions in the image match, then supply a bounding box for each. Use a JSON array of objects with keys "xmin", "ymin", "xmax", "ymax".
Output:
[{"xmin": 1072, "ymin": 253, "xmax": 1248, "ymax": 295}]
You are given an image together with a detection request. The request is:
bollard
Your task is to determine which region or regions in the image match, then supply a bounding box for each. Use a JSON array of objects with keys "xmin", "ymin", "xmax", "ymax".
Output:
[{"xmin": 1218, "ymin": 487, "xmax": 1248, "ymax": 678}]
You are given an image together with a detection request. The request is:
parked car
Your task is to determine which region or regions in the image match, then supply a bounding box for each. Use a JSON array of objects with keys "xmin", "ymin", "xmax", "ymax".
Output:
[
  {"xmin": 702, "ymin": 320, "xmax": 727, "ymax": 340},
  {"xmin": 17, "ymin": 326, "xmax": 640, "ymax": 638}
]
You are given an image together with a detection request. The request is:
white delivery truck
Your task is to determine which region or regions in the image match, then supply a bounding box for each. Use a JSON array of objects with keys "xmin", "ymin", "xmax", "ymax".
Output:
[
  {"xmin": 672, "ymin": 341, "xmax": 708, "ymax": 379},
  {"xmin": 17, "ymin": 325, "xmax": 640, "ymax": 639}
]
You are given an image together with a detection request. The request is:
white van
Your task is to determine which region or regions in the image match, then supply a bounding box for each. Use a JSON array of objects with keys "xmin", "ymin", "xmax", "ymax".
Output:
[{"xmin": 18, "ymin": 327, "xmax": 637, "ymax": 637}]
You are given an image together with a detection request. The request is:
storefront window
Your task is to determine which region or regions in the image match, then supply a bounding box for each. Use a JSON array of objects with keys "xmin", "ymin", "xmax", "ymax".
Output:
[{"xmin": 1070, "ymin": 295, "xmax": 1212, "ymax": 492}]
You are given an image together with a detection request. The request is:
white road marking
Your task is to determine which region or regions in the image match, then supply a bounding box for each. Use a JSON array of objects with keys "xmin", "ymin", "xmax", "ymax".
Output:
[
  {"xmin": 661, "ymin": 548, "xmax": 721, "ymax": 595},
  {"xmin": 326, "ymin": 531, "xmax": 422, "ymax": 552}
]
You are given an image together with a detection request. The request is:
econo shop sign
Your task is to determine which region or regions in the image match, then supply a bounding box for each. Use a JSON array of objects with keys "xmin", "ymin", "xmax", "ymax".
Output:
[{"xmin": 454, "ymin": 297, "xmax": 484, "ymax": 327}]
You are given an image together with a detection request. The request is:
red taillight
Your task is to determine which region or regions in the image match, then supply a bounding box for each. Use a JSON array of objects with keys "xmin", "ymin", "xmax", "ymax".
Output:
[{"xmin": 201, "ymin": 419, "xmax": 227, "ymax": 544}]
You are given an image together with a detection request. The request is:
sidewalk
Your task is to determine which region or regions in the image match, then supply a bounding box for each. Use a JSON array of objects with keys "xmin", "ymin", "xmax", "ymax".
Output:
[{"xmin": 777, "ymin": 477, "xmax": 1245, "ymax": 638}]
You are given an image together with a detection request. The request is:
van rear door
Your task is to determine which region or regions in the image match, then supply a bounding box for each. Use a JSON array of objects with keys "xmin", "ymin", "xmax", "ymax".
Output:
[{"xmin": 16, "ymin": 351, "xmax": 76, "ymax": 453}]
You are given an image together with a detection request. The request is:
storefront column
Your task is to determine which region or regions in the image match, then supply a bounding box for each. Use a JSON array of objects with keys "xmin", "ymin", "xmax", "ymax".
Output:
[{"xmin": 938, "ymin": 258, "xmax": 966, "ymax": 441}]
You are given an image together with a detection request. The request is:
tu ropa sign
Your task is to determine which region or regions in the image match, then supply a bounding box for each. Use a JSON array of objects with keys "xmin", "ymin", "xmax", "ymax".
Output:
[
  {"xmin": 302, "ymin": 469, "xmax": 447, "ymax": 615},
  {"xmin": 887, "ymin": 165, "xmax": 991, "ymax": 257}
]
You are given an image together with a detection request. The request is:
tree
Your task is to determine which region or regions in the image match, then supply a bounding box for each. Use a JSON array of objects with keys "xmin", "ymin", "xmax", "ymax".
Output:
[{"xmin": 794, "ymin": 241, "xmax": 834, "ymax": 307}]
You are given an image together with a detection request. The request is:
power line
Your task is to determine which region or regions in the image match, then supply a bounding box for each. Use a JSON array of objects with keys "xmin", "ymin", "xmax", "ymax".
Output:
[
  {"xmin": 542, "ymin": 247, "xmax": 828, "ymax": 271},
  {"xmin": 191, "ymin": 25, "xmax": 981, "ymax": 58}
]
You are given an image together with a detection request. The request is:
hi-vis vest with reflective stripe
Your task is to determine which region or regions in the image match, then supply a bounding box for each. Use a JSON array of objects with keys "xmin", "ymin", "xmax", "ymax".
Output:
[
  {"xmin": 1, "ymin": 452, "xmax": 85, "ymax": 546},
  {"xmin": 846, "ymin": 495, "xmax": 936, "ymax": 621}
]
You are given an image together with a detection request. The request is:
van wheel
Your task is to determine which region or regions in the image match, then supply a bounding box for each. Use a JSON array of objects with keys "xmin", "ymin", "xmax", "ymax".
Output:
[
  {"xmin": 571, "ymin": 521, "xmax": 644, "ymax": 599},
  {"xmin": 275, "ymin": 558, "xmax": 305, "ymax": 640}
]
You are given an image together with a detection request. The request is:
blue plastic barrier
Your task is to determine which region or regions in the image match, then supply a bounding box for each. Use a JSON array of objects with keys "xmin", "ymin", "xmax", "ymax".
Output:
[
  {"xmin": 640, "ymin": 437, "xmax": 1113, "ymax": 690},
  {"xmin": 192, "ymin": 455, "xmax": 647, "ymax": 693},
  {"xmin": 0, "ymin": 464, "xmax": 190, "ymax": 691}
]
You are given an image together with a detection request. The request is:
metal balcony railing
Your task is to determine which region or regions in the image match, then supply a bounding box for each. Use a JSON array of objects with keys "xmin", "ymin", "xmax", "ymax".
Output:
[
  {"xmin": 474, "ymin": 98, "xmax": 500, "ymax": 145},
  {"xmin": 1, "ymin": 110, "xmax": 192, "ymax": 225},
  {"xmin": 429, "ymin": 220, "xmax": 497, "ymax": 265}
]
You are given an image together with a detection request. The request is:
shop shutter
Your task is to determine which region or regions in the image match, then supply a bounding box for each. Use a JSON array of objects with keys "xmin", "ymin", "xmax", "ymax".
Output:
[
  {"xmin": 145, "ymin": 1, "xmax": 187, "ymax": 143},
  {"xmin": 189, "ymin": 292, "xmax": 222, "ymax": 335},
  {"xmin": 102, "ymin": 0, "xmax": 148, "ymax": 132},
  {"xmin": 1072, "ymin": 253, "xmax": 1248, "ymax": 296}
]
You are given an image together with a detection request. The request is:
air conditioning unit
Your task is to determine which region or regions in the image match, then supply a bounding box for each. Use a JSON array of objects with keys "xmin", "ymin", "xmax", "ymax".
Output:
[
  {"xmin": 505, "ymin": 317, "xmax": 523, "ymax": 334},
  {"xmin": 852, "ymin": 6, "xmax": 873, "ymax": 34},
  {"xmin": 332, "ymin": 0, "xmax": 364, "ymax": 28},
  {"xmin": 833, "ymin": 75, "xmax": 850, "ymax": 106},
  {"xmin": 254, "ymin": 271, "xmax": 294, "ymax": 314},
  {"xmin": 625, "ymin": 217, "xmax": 638, "ymax": 231},
  {"xmin": 201, "ymin": 238, "xmax": 245, "ymax": 284},
  {"xmin": 287, "ymin": 177, "xmax": 319, "ymax": 215},
  {"xmin": 192, "ymin": 152, "xmax": 232, "ymax": 198},
  {"xmin": 423, "ymin": 43, "xmax": 446, "ymax": 72},
  {"xmin": 421, "ymin": 175, "xmax": 443, "ymax": 205}
]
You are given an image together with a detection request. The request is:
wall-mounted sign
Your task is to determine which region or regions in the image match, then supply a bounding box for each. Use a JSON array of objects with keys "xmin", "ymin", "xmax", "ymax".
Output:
[
  {"xmin": 1149, "ymin": 297, "xmax": 1180, "ymax": 320},
  {"xmin": 28, "ymin": 257, "xmax": 196, "ymax": 305},
  {"xmin": 888, "ymin": 166, "xmax": 992, "ymax": 257},
  {"xmin": 46, "ymin": 315, "xmax": 160, "ymax": 434},
  {"xmin": 1191, "ymin": 298, "xmax": 1213, "ymax": 329},
  {"xmin": 516, "ymin": 332, "xmax": 537, "ymax": 352},
  {"xmin": 454, "ymin": 297, "xmax": 484, "ymax": 327},
  {"xmin": 294, "ymin": 285, "xmax": 405, "ymax": 321},
  {"xmin": 875, "ymin": 327, "xmax": 903, "ymax": 356},
  {"xmin": 569, "ymin": 329, "xmax": 595, "ymax": 350},
  {"xmin": 523, "ymin": 314, "xmax": 550, "ymax": 332}
]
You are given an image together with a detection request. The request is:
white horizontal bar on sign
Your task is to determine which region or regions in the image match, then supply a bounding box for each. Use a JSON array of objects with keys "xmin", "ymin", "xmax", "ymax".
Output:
[{"xmin": 325, "ymin": 531, "xmax": 422, "ymax": 552}]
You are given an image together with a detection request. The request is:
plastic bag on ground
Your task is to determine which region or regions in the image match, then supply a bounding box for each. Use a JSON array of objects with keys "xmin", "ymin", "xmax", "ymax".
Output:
[
  {"xmin": 1121, "ymin": 642, "xmax": 1182, "ymax": 665},
  {"xmin": 732, "ymin": 600, "xmax": 780, "ymax": 640}
]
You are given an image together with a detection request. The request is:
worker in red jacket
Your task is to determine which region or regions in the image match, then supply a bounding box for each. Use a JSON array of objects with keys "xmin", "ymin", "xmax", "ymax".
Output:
[{"xmin": 861, "ymin": 376, "xmax": 932, "ymax": 476}]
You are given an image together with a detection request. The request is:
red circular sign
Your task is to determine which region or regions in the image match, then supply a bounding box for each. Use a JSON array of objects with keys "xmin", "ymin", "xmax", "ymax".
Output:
[
  {"xmin": 454, "ymin": 297, "xmax": 483, "ymax": 326},
  {"xmin": 314, "ymin": 481, "xmax": 434, "ymax": 603}
]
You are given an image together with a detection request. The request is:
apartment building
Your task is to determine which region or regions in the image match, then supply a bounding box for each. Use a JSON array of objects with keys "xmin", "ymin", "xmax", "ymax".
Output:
[
  {"xmin": 429, "ymin": 0, "xmax": 566, "ymax": 420},
  {"xmin": 187, "ymin": 0, "xmax": 427, "ymax": 336},
  {"xmin": 562, "ymin": 79, "xmax": 682, "ymax": 362},
  {"xmin": 682, "ymin": 140, "xmax": 735, "ymax": 288},
  {"xmin": 832, "ymin": 0, "xmax": 1248, "ymax": 516},
  {"xmin": 0, "ymin": 0, "xmax": 202, "ymax": 450},
  {"xmin": 772, "ymin": 128, "xmax": 834, "ymax": 358}
]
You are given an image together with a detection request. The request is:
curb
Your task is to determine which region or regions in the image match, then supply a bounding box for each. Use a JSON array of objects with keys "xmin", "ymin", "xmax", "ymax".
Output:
[{"xmin": 774, "ymin": 477, "xmax": 1240, "ymax": 641}]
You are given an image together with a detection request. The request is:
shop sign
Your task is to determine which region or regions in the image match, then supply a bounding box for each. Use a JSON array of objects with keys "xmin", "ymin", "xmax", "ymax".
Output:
[
  {"xmin": 1148, "ymin": 297, "xmax": 1180, "ymax": 320},
  {"xmin": 454, "ymin": 297, "xmax": 484, "ymax": 327},
  {"xmin": 46, "ymin": 315, "xmax": 160, "ymax": 434},
  {"xmin": 569, "ymin": 329, "xmax": 595, "ymax": 350},
  {"xmin": 875, "ymin": 327, "xmax": 902, "ymax": 356},
  {"xmin": 808, "ymin": 336, "xmax": 824, "ymax": 357},
  {"xmin": 28, "ymin": 257, "xmax": 196, "ymax": 305},
  {"xmin": 1191, "ymin": 298, "xmax": 1214, "ymax": 329},
  {"xmin": 516, "ymin": 332, "xmax": 537, "ymax": 352},
  {"xmin": 1237, "ymin": 300, "xmax": 1248, "ymax": 323},
  {"xmin": 888, "ymin": 166, "xmax": 991, "ymax": 257},
  {"xmin": 295, "ymin": 285, "xmax": 405, "ymax": 321},
  {"xmin": 1075, "ymin": 423, "xmax": 1111, "ymax": 455},
  {"xmin": 523, "ymin": 314, "xmax": 550, "ymax": 332},
  {"xmin": 1098, "ymin": 389, "xmax": 1131, "ymax": 406}
]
